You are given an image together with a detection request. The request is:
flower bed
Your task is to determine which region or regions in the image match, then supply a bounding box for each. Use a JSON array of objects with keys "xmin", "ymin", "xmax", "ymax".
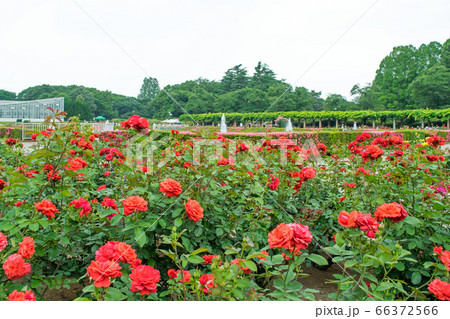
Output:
[{"xmin": 0, "ymin": 113, "xmax": 449, "ymax": 301}]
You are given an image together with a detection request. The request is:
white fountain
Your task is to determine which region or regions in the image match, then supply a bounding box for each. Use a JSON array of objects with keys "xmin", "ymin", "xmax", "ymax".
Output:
[
  {"xmin": 220, "ymin": 114, "xmax": 227, "ymax": 133},
  {"xmin": 353, "ymin": 121, "xmax": 357, "ymax": 130},
  {"xmin": 285, "ymin": 118, "xmax": 293, "ymax": 132}
]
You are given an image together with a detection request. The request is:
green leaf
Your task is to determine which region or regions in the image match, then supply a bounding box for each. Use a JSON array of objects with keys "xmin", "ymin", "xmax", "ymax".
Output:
[
  {"xmin": 244, "ymin": 260, "xmax": 257, "ymax": 272},
  {"xmin": 105, "ymin": 287, "xmax": 127, "ymax": 301},
  {"xmin": 31, "ymin": 280, "xmax": 42, "ymax": 288},
  {"xmin": 174, "ymin": 218, "xmax": 183, "ymax": 228},
  {"xmin": 110, "ymin": 214, "xmax": 122, "ymax": 226},
  {"xmin": 134, "ymin": 228, "xmax": 148, "ymax": 247},
  {"xmin": 273, "ymin": 279, "xmax": 285, "ymax": 290},
  {"xmin": 187, "ymin": 255, "xmax": 204, "ymax": 264},
  {"xmin": 272, "ymin": 254, "xmax": 284, "ymax": 265},
  {"xmin": 38, "ymin": 219, "xmax": 49, "ymax": 229},
  {"xmin": 287, "ymin": 281, "xmax": 303, "ymax": 291},
  {"xmin": 29, "ymin": 223, "xmax": 39, "ymax": 232},
  {"xmin": 194, "ymin": 227, "xmax": 202, "ymax": 237},
  {"xmin": 307, "ymin": 254, "xmax": 328, "ymax": 266},
  {"xmin": 189, "ymin": 248, "xmax": 209, "ymax": 256},
  {"xmin": 395, "ymin": 261, "xmax": 405, "ymax": 271},
  {"xmin": 411, "ymin": 272, "xmax": 422, "ymax": 285}
]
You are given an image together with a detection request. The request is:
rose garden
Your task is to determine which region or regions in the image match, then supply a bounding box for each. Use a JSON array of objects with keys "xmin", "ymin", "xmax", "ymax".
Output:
[{"xmin": 0, "ymin": 112, "xmax": 449, "ymax": 301}]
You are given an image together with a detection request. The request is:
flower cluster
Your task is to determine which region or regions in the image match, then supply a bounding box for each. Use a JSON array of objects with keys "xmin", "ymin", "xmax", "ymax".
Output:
[{"xmin": 268, "ymin": 222, "xmax": 313, "ymax": 254}]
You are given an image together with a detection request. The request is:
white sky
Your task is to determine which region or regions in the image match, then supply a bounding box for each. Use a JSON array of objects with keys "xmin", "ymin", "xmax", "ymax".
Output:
[{"xmin": 1, "ymin": 0, "xmax": 449, "ymax": 99}]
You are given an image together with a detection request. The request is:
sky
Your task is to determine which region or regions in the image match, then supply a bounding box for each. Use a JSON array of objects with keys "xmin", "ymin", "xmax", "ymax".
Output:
[{"xmin": 0, "ymin": 0, "xmax": 449, "ymax": 100}]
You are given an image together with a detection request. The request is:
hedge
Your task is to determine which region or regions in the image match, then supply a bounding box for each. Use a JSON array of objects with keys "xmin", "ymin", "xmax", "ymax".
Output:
[{"xmin": 179, "ymin": 109, "xmax": 450, "ymax": 124}]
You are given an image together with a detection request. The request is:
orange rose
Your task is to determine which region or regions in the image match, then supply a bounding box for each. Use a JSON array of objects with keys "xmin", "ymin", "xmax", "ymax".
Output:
[
  {"xmin": 268, "ymin": 223, "xmax": 294, "ymax": 249},
  {"xmin": 66, "ymin": 158, "xmax": 88, "ymax": 171},
  {"xmin": 374, "ymin": 202, "xmax": 408, "ymax": 222},
  {"xmin": 18, "ymin": 237, "xmax": 35, "ymax": 259},
  {"xmin": 338, "ymin": 211, "xmax": 362, "ymax": 228},
  {"xmin": 185, "ymin": 199, "xmax": 204, "ymax": 222},
  {"xmin": 123, "ymin": 196, "xmax": 148, "ymax": 216},
  {"xmin": 35, "ymin": 200, "xmax": 59, "ymax": 220},
  {"xmin": 159, "ymin": 178, "xmax": 183, "ymax": 197},
  {"xmin": 116, "ymin": 242, "xmax": 138, "ymax": 265}
]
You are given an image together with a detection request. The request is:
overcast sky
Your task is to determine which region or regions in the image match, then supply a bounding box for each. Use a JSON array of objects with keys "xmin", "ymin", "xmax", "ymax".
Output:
[{"xmin": 1, "ymin": 0, "xmax": 449, "ymax": 100}]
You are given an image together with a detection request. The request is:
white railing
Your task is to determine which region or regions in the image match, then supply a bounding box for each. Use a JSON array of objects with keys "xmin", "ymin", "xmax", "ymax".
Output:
[
  {"xmin": 21, "ymin": 122, "xmax": 116, "ymax": 140},
  {"xmin": 152, "ymin": 123, "xmax": 189, "ymax": 131}
]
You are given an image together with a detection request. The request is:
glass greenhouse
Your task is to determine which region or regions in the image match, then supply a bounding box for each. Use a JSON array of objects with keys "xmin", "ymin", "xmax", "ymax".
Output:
[{"xmin": 0, "ymin": 97, "xmax": 64, "ymax": 122}]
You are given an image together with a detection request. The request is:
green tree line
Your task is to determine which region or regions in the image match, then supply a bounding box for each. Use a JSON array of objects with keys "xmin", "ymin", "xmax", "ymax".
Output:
[{"xmin": 1, "ymin": 38, "xmax": 448, "ymax": 120}]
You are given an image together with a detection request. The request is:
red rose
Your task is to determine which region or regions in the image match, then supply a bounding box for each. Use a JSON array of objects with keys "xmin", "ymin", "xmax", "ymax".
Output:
[
  {"xmin": 428, "ymin": 279, "xmax": 450, "ymax": 301},
  {"xmin": 0, "ymin": 232, "xmax": 7, "ymax": 252},
  {"xmin": 267, "ymin": 174, "xmax": 280, "ymax": 190},
  {"xmin": 288, "ymin": 223, "xmax": 313, "ymax": 251},
  {"xmin": 123, "ymin": 196, "xmax": 148, "ymax": 216},
  {"xmin": 185, "ymin": 199, "xmax": 204, "ymax": 222},
  {"xmin": 338, "ymin": 211, "xmax": 362, "ymax": 228},
  {"xmin": 230, "ymin": 259, "xmax": 251, "ymax": 274},
  {"xmin": 374, "ymin": 202, "xmax": 408, "ymax": 222},
  {"xmin": 159, "ymin": 178, "xmax": 183, "ymax": 197},
  {"xmin": 87, "ymin": 260, "xmax": 122, "ymax": 287},
  {"xmin": 69, "ymin": 198, "xmax": 92, "ymax": 217},
  {"xmin": 167, "ymin": 269, "xmax": 191, "ymax": 282},
  {"xmin": 2, "ymin": 253, "xmax": 31, "ymax": 280},
  {"xmin": 116, "ymin": 242, "xmax": 138, "ymax": 265},
  {"xmin": 18, "ymin": 237, "xmax": 35, "ymax": 259},
  {"xmin": 65, "ymin": 157, "xmax": 88, "ymax": 171},
  {"xmin": 97, "ymin": 184, "xmax": 107, "ymax": 191},
  {"xmin": 104, "ymin": 171, "xmax": 111, "ymax": 177},
  {"xmin": 95, "ymin": 241, "xmax": 119, "ymax": 262},
  {"xmin": 198, "ymin": 273, "xmax": 215, "ymax": 293},
  {"xmin": 35, "ymin": 200, "xmax": 59, "ymax": 220},
  {"xmin": 130, "ymin": 265, "xmax": 161, "ymax": 295},
  {"xmin": 301, "ymin": 167, "xmax": 316, "ymax": 180},
  {"xmin": 434, "ymin": 246, "xmax": 443, "ymax": 255},
  {"xmin": 439, "ymin": 250, "xmax": 450, "ymax": 271},
  {"xmin": 268, "ymin": 223, "xmax": 293, "ymax": 250},
  {"xmin": 202, "ymin": 255, "xmax": 221, "ymax": 265},
  {"xmin": 8, "ymin": 290, "xmax": 36, "ymax": 301}
]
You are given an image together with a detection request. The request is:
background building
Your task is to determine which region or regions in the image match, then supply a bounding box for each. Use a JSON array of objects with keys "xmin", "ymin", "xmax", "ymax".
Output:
[{"xmin": 0, "ymin": 97, "xmax": 64, "ymax": 122}]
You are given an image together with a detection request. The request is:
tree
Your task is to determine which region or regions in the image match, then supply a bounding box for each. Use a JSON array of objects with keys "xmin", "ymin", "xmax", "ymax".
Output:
[
  {"xmin": 409, "ymin": 64, "xmax": 450, "ymax": 109},
  {"xmin": 65, "ymin": 97, "xmax": 92, "ymax": 121},
  {"xmin": 113, "ymin": 97, "xmax": 143, "ymax": 119},
  {"xmin": 372, "ymin": 42, "xmax": 443, "ymax": 110},
  {"xmin": 350, "ymin": 84, "xmax": 381, "ymax": 110},
  {"xmin": 138, "ymin": 77, "xmax": 160, "ymax": 101},
  {"xmin": 323, "ymin": 94, "xmax": 353, "ymax": 112},
  {"xmin": 293, "ymin": 87, "xmax": 324, "ymax": 111},
  {"xmin": 221, "ymin": 65, "xmax": 248, "ymax": 93},
  {"xmin": 215, "ymin": 88, "xmax": 269, "ymax": 113},
  {"xmin": 442, "ymin": 38, "xmax": 450, "ymax": 69},
  {"xmin": 0, "ymin": 89, "xmax": 16, "ymax": 100},
  {"xmin": 250, "ymin": 62, "xmax": 279, "ymax": 91}
]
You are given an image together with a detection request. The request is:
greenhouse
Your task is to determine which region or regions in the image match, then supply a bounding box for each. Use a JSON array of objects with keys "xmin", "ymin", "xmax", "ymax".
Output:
[{"xmin": 0, "ymin": 97, "xmax": 64, "ymax": 122}]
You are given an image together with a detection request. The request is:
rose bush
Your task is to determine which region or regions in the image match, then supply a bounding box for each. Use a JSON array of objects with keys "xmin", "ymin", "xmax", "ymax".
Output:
[{"xmin": 0, "ymin": 112, "xmax": 448, "ymax": 301}]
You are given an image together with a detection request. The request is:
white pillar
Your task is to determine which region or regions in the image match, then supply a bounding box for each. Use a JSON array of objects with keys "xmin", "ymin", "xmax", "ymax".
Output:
[
  {"xmin": 393, "ymin": 119, "xmax": 396, "ymax": 129},
  {"xmin": 335, "ymin": 119, "xmax": 338, "ymax": 129},
  {"xmin": 372, "ymin": 119, "xmax": 375, "ymax": 128},
  {"xmin": 421, "ymin": 119, "xmax": 424, "ymax": 129},
  {"xmin": 447, "ymin": 119, "xmax": 449, "ymax": 128},
  {"xmin": 303, "ymin": 119, "xmax": 306, "ymax": 128},
  {"xmin": 319, "ymin": 119, "xmax": 322, "ymax": 128}
]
